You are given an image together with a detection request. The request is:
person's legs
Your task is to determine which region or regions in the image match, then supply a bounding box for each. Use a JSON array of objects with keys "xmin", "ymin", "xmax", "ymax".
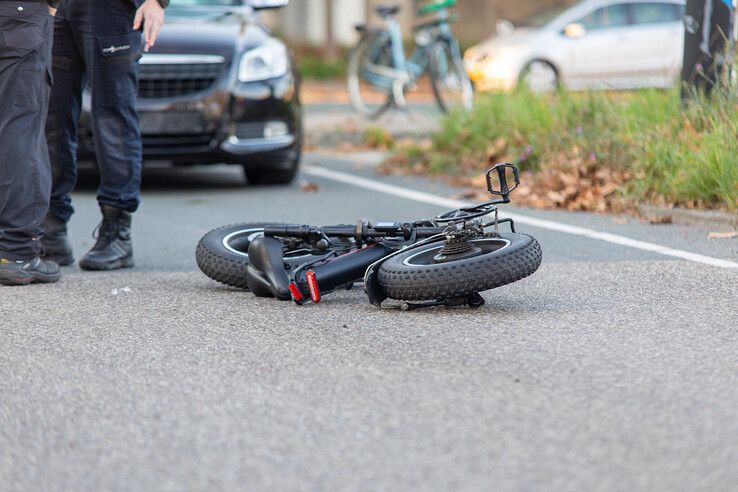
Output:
[
  {"xmin": 89, "ymin": 0, "xmax": 142, "ymax": 213},
  {"xmin": 77, "ymin": 0, "xmax": 142, "ymax": 270},
  {"xmin": 0, "ymin": 2, "xmax": 59, "ymax": 285},
  {"xmin": 42, "ymin": 0, "xmax": 86, "ymax": 265}
]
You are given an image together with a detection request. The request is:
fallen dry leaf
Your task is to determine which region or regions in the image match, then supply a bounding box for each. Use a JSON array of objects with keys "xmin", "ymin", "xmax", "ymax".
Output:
[
  {"xmin": 454, "ymin": 190, "xmax": 479, "ymax": 200},
  {"xmin": 394, "ymin": 138, "xmax": 415, "ymax": 150},
  {"xmin": 707, "ymin": 231, "xmax": 738, "ymax": 239},
  {"xmin": 378, "ymin": 138, "xmax": 639, "ymax": 213},
  {"xmin": 299, "ymin": 181, "xmax": 320, "ymax": 193},
  {"xmin": 647, "ymin": 215, "xmax": 673, "ymax": 225},
  {"xmin": 485, "ymin": 137, "xmax": 508, "ymax": 161},
  {"xmin": 337, "ymin": 142, "xmax": 360, "ymax": 153},
  {"xmin": 417, "ymin": 138, "xmax": 433, "ymax": 151},
  {"xmin": 410, "ymin": 162, "xmax": 426, "ymax": 175}
]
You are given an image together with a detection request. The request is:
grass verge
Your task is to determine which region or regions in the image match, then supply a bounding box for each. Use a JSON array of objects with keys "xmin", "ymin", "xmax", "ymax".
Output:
[
  {"xmin": 383, "ymin": 89, "xmax": 738, "ymax": 212},
  {"xmin": 292, "ymin": 46, "xmax": 348, "ymax": 80}
]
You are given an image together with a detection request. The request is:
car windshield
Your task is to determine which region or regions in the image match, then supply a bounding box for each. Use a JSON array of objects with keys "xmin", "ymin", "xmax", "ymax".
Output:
[
  {"xmin": 518, "ymin": 3, "xmax": 571, "ymax": 27},
  {"xmin": 167, "ymin": 0, "xmax": 243, "ymax": 19}
]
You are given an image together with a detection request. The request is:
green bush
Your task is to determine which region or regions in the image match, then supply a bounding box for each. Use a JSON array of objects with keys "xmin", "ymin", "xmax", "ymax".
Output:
[
  {"xmin": 299, "ymin": 56, "xmax": 347, "ymax": 80},
  {"xmin": 363, "ymin": 126, "xmax": 395, "ymax": 150}
]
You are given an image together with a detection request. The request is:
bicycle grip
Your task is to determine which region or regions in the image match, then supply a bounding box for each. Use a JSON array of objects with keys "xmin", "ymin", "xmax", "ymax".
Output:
[
  {"xmin": 322, "ymin": 225, "xmax": 358, "ymax": 238},
  {"xmin": 263, "ymin": 224, "xmax": 313, "ymax": 239}
]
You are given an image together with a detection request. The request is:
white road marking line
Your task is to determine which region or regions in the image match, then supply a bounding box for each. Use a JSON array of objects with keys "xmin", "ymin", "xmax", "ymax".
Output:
[{"xmin": 303, "ymin": 165, "xmax": 738, "ymax": 270}]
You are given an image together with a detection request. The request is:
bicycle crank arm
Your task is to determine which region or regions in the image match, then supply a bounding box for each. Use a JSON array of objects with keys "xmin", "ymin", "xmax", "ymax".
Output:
[{"xmin": 393, "ymin": 79, "xmax": 407, "ymax": 107}]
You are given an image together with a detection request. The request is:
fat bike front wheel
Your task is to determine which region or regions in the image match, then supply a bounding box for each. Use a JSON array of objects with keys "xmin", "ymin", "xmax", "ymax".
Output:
[
  {"xmin": 196, "ymin": 223, "xmax": 320, "ymax": 290},
  {"xmin": 377, "ymin": 233, "xmax": 541, "ymax": 301}
]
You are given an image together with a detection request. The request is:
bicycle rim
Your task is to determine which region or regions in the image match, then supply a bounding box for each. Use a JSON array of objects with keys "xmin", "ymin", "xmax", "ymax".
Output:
[
  {"xmin": 430, "ymin": 41, "xmax": 474, "ymax": 112},
  {"xmin": 348, "ymin": 35, "xmax": 394, "ymax": 118}
]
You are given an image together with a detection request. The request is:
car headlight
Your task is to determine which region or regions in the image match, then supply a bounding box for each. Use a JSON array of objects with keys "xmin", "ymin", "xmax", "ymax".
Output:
[{"xmin": 238, "ymin": 38, "xmax": 289, "ymax": 82}]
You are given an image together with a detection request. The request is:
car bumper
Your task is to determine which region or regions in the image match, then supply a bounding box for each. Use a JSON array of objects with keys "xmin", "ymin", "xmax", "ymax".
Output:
[
  {"xmin": 465, "ymin": 59, "xmax": 518, "ymax": 92},
  {"xmin": 78, "ymin": 72, "xmax": 302, "ymax": 167},
  {"xmin": 221, "ymin": 134, "xmax": 295, "ymax": 155}
]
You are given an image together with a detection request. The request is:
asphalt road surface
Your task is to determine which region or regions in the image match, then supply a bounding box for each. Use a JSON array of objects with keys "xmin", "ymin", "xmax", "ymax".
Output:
[{"xmin": 2, "ymin": 152, "xmax": 737, "ymax": 491}]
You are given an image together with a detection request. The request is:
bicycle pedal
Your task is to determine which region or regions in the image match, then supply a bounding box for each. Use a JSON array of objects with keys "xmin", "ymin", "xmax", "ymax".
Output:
[{"xmin": 393, "ymin": 81, "xmax": 407, "ymax": 107}]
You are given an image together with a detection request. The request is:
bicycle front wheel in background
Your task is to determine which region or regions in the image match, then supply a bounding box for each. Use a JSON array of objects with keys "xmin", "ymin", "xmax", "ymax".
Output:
[
  {"xmin": 429, "ymin": 40, "xmax": 474, "ymax": 113},
  {"xmin": 377, "ymin": 233, "xmax": 541, "ymax": 301},
  {"xmin": 347, "ymin": 34, "xmax": 395, "ymax": 119}
]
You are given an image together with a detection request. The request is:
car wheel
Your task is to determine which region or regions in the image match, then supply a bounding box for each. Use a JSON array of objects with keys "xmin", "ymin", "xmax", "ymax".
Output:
[
  {"xmin": 520, "ymin": 60, "xmax": 559, "ymax": 92},
  {"xmin": 243, "ymin": 147, "xmax": 301, "ymax": 185},
  {"xmin": 244, "ymin": 166, "xmax": 298, "ymax": 185},
  {"xmin": 243, "ymin": 136, "xmax": 302, "ymax": 185}
]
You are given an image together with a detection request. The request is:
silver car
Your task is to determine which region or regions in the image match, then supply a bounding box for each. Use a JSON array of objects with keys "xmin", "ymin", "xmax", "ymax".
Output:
[{"xmin": 464, "ymin": 0, "xmax": 686, "ymax": 91}]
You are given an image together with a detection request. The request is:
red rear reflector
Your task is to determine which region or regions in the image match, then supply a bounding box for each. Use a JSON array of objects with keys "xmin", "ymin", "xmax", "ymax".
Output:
[
  {"xmin": 288, "ymin": 282, "xmax": 303, "ymax": 301},
  {"xmin": 306, "ymin": 270, "xmax": 321, "ymax": 303}
]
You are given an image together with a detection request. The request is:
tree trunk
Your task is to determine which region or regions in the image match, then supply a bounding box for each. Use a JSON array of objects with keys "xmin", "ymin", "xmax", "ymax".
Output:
[
  {"xmin": 681, "ymin": 0, "xmax": 734, "ymax": 98},
  {"xmin": 324, "ymin": 0, "xmax": 339, "ymax": 61}
]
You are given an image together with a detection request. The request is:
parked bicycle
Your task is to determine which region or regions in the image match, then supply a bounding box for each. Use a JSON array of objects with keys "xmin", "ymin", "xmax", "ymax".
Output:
[{"xmin": 347, "ymin": 0, "xmax": 474, "ymax": 118}]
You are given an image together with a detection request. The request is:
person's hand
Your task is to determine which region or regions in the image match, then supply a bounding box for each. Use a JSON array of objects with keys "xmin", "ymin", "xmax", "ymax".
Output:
[{"xmin": 133, "ymin": 0, "xmax": 165, "ymax": 52}]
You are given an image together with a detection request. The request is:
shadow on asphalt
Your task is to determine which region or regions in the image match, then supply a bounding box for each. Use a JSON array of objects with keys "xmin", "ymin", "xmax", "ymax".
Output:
[{"xmin": 76, "ymin": 163, "xmax": 246, "ymax": 191}]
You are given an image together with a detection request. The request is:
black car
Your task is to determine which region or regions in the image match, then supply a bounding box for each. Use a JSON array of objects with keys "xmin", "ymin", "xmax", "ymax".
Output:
[{"xmin": 78, "ymin": 0, "xmax": 301, "ymax": 185}]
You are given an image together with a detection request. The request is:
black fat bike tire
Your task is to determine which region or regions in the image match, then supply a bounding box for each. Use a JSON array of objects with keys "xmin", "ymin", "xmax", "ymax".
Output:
[
  {"xmin": 196, "ymin": 222, "xmax": 317, "ymax": 290},
  {"xmin": 377, "ymin": 233, "xmax": 542, "ymax": 301}
]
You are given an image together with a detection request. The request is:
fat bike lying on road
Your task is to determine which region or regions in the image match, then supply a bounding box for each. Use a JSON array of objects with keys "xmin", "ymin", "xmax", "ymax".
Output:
[{"xmin": 196, "ymin": 164, "xmax": 542, "ymax": 309}]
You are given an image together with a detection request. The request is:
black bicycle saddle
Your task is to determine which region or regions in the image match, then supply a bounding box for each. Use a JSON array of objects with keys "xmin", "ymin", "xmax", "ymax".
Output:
[{"xmin": 245, "ymin": 236, "xmax": 292, "ymax": 300}]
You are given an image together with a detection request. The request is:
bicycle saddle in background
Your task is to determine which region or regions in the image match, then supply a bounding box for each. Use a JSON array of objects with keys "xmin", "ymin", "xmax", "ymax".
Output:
[{"xmin": 375, "ymin": 5, "xmax": 400, "ymax": 17}]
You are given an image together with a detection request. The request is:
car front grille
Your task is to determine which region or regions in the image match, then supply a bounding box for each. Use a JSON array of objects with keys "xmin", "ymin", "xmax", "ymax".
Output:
[
  {"xmin": 138, "ymin": 55, "xmax": 227, "ymax": 99},
  {"xmin": 142, "ymin": 134, "xmax": 214, "ymax": 149}
]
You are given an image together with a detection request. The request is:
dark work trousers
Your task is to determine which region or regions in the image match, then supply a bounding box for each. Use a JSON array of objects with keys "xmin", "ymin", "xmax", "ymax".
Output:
[
  {"xmin": 0, "ymin": 3, "xmax": 53, "ymax": 260},
  {"xmin": 46, "ymin": 0, "xmax": 142, "ymax": 223}
]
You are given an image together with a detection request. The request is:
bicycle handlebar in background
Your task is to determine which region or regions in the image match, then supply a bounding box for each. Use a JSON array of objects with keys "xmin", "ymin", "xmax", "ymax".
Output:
[{"xmin": 417, "ymin": 0, "xmax": 457, "ymax": 15}]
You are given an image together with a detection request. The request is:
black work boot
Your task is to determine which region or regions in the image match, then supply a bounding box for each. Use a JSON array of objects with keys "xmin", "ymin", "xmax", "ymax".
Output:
[
  {"xmin": 0, "ymin": 257, "xmax": 61, "ymax": 286},
  {"xmin": 79, "ymin": 205, "xmax": 134, "ymax": 271},
  {"xmin": 40, "ymin": 214, "xmax": 75, "ymax": 266}
]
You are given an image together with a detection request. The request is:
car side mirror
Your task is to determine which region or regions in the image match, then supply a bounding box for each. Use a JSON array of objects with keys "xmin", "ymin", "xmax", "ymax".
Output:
[
  {"xmin": 563, "ymin": 23, "xmax": 586, "ymax": 38},
  {"xmin": 495, "ymin": 19, "xmax": 514, "ymax": 37}
]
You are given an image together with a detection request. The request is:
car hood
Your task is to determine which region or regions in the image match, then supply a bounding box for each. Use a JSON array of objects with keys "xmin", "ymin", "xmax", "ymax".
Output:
[{"xmin": 147, "ymin": 13, "xmax": 270, "ymax": 62}]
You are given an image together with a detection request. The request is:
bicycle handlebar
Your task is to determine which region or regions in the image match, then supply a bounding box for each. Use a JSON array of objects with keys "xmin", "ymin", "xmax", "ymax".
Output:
[
  {"xmin": 263, "ymin": 224, "xmax": 355, "ymax": 239},
  {"xmin": 263, "ymin": 223, "xmax": 446, "ymax": 242}
]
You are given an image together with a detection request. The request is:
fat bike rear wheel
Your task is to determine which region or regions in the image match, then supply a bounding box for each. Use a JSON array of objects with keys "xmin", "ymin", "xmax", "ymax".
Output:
[
  {"xmin": 377, "ymin": 233, "xmax": 541, "ymax": 301},
  {"xmin": 196, "ymin": 223, "xmax": 319, "ymax": 290}
]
